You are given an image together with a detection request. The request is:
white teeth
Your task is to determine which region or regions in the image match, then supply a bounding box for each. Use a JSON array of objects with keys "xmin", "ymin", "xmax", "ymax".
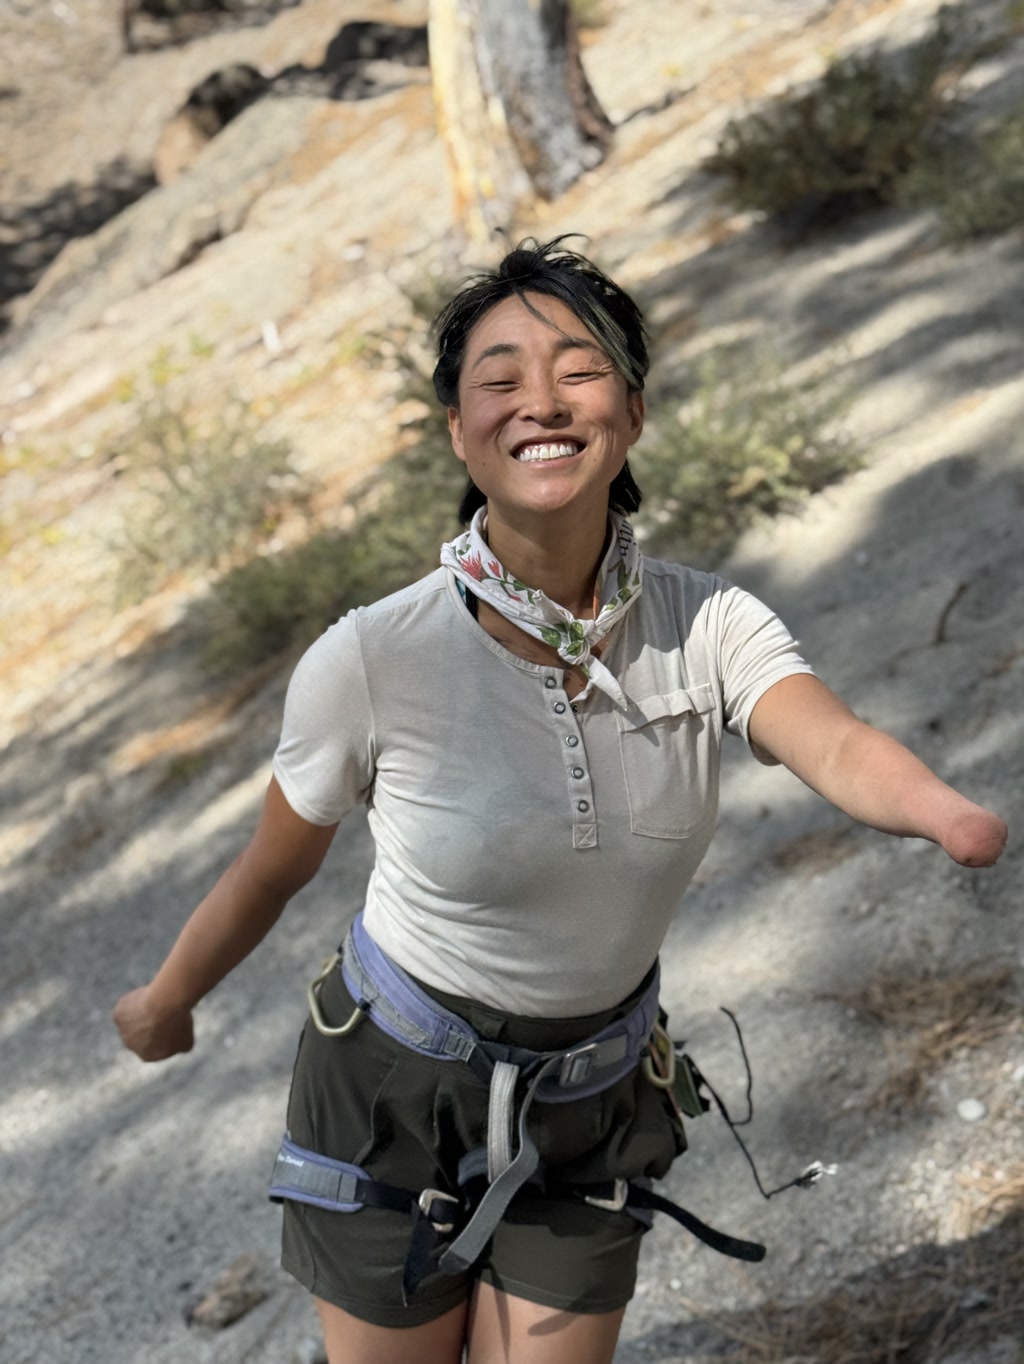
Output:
[{"xmin": 515, "ymin": 441, "xmax": 581, "ymax": 463}]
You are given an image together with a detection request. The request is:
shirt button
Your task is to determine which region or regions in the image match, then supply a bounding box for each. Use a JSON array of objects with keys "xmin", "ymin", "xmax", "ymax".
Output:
[
  {"xmin": 544, "ymin": 677, "xmax": 557, "ymax": 689},
  {"xmin": 565, "ymin": 735, "xmax": 579, "ymax": 748},
  {"xmin": 577, "ymin": 800, "xmax": 590, "ymax": 813},
  {"xmin": 571, "ymin": 703, "xmax": 579, "ymax": 713},
  {"xmin": 571, "ymin": 766, "xmax": 585, "ymax": 779},
  {"xmin": 553, "ymin": 702, "xmax": 566, "ymax": 714}
]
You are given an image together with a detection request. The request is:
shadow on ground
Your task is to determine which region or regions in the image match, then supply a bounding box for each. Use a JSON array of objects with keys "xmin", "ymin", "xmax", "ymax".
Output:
[
  {"xmin": 625, "ymin": 1209, "xmax": 1024, "ymax": 1362},
  {"xmin": 0, "ymin": 158, "xmax": 157, "ymax": 331}
]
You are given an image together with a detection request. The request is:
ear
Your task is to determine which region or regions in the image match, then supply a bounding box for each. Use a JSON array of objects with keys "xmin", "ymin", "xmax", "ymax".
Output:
[
  {"xmin": 448, "ymin": 407, "xmax": 467, "ymax": 464},
  {"xmin": 626, "ymin": 390, "xmax": 645, "ymax": 446}
]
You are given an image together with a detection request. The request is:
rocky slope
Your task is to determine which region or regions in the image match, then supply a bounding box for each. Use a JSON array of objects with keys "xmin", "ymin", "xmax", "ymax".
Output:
[{"xmin": 1, "ymin": 1, "xmax": 1022, "ymax": 1361}]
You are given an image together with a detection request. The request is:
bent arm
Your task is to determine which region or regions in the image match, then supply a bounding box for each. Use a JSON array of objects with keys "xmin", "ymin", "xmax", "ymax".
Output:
[
  {"xmin": 748, "ymin": 675, "xmax": 1007, "ymax": 867},
  {"xmin": 115, "ymin": 777, "xmax": 337, "ymax": 1059}
]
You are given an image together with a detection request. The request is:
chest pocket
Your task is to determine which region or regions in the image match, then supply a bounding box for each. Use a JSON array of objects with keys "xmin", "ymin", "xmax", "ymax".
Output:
[{"xmin": 617, "ymin": 684, "xmax": 719, "ymax": 839}]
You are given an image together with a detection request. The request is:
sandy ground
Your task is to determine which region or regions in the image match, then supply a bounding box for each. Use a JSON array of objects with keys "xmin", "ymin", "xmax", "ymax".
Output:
[{"xmin": 1, "ymin": 2, "xmax": 1022, "ymax": 1362}]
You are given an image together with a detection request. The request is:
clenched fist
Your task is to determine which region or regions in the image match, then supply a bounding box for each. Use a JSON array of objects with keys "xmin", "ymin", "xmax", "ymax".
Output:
[{"xmin": 114, "ymin": 986, "xmax": 194, "ymax": 1062}]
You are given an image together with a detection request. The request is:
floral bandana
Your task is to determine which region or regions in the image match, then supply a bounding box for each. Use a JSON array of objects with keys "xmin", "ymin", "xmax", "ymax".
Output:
[{"xmin": 440, "ymin": 508, "xmax": 643, "ymax": 708}]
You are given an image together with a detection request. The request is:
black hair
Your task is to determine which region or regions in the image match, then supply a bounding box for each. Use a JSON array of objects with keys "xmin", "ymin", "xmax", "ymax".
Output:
[{"xmin": 430, "ymin": 236, "xmax": 648, "ymax": 524}]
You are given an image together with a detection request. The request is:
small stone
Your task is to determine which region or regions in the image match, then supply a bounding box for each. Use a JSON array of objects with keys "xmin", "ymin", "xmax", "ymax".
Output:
[
  {"xmin": 1011, "ymin": 1063, "xmax": 1024, "ymax": 1085},
  {"xmin": 956, "ymin": 1098, "xmax": 987, "ymax": 1123},
  {"xmin": 186, "ymin": 1253, "xmax": 269, "ymax": 1329},
  {"xmin": 669, "ymin": 1277, "xmax": 682, "ymax": 1290}
]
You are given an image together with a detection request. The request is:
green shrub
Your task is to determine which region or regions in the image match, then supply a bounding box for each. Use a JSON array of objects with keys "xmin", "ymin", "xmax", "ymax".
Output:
[
  {"xmin": 197, "ymin": 356, "xmax": 465, "ymax": 673},
  {"xmin": 570, "ymin": 0, "xmax": 611, "ymax": 29},
  {"xmin": 112, "ymin": 393, "xmax": 309, "ymax": 602},
  {"xmin": 632, "ymin": 345, "xmax": 859, "ymax": 561},
  {"xmin": 904, "ymin": 103, "xmax": 1024, "ymax": 240},
  {"xmin": 704, "ymin": 6, "xmax": 975, "ymax": 228}
]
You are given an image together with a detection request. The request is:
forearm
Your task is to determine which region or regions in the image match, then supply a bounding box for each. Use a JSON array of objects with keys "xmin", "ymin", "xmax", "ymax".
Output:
[
  {"xmin": 146, "ymin": 851, "xmax": 291, "ymax": 1016},
  {"xmin": 750, "ymin": 676, "xmax": 1007, "ymax": 867},
  {"xmin": 812, "ymin": 723, "xmax": 978, "ymax": 844}
]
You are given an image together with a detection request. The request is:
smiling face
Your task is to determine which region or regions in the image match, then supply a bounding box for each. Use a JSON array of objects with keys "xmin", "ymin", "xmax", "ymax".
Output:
[{"xmin": 447, "ymin": 291, "xmax": 644, "ymax": 528}]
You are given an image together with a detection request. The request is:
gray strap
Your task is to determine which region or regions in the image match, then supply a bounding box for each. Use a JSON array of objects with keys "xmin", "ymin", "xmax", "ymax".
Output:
[
  {"xmin": 438, "ymin": 1056, "xmax": 561, "ymax": 1275},
  {"xmin": 486, "ymin": 1062, "xmax": 518, "ymax": 1182}
]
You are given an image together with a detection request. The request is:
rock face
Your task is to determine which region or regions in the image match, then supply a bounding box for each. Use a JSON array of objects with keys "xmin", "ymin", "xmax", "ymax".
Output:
[
  {"xmin": 9, "ymin": 13, "xmax": 434, "ymax": 358},
  {"xmin": 154, "ymin": 63, "xmax": 269, "ymax": 184},
  {"xmin": 152, "ymin": 24, "xmax": 430, "ymax": 185},
  {"xmin": 9, "ymin": 95, "xmax": 318, "ymax": 355},
  {"xmin": 2, "ymin": 7, "xmax": 1023, "ymax": 1364},
  {"xmin": 122, "ymin": 0, "xmax": 301, "ymax": 53},
  {"xmin": 323, "ymin": 20, "xmax": 429, "ymax": 68}
]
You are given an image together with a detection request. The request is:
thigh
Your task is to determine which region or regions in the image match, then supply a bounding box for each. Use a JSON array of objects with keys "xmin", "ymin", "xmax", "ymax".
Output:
[
  {"xmin": 477, "ymin": 1195, "xmax": 645, "ymax": 1315},
  {"xmin": 316, "ymin": 1295, "xmax": 469, "ymax": 1364},
  {"xmin": 466, "ymin": 1282, "xmax": 625, "ymax": 1364}
]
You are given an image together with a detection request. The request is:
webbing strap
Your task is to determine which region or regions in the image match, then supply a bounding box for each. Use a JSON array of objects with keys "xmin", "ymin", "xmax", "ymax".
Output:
[
  {"xmin": 337, "ymin": 912, "xmax": 660, "ymax": 1101},
  {"xmin": 438, "ymin": 1056, "xmax": 560, "ymax": 1274},
  {"xmin": 341, "ymin": 916, "xmax": 478, "ymax": 1062},
  {"xmin": 624, "ymin": 1185, "xmax": 766, "ymax": 1262},
  {"xmin": 486, "ymin": 1062, "xmax": 519, "ymax": 1182},
  {"xmin": 268, "ymin": 1136, "xmax": 415, "ymax": 1217}
]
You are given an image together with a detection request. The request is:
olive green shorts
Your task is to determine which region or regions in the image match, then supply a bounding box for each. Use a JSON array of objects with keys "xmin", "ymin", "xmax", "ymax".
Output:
[{"xmin": 279, "ymin": 960, "xmax": 685, "ymax": 1327}]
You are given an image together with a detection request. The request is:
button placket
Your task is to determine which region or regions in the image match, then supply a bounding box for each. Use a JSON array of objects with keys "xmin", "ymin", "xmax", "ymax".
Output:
[{"xmin": 544, "ymin": 675, "xmax": 597, "ymax": 848}]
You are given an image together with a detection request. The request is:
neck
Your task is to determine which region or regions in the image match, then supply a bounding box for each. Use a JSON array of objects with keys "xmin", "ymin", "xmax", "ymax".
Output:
[{"xmin": 483, "ymin": 504, "xmax": 611, "ymax": 618}]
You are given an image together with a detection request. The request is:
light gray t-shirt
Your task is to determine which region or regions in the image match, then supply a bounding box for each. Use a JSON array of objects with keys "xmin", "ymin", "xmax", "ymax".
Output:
[{"xmin": 273, "ymin": 561, "xmax": 813, "ymax": 1016}]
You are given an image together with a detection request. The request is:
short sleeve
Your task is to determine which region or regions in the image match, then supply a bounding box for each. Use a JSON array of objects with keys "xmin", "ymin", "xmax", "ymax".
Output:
[
  {"xmin": 716, "ymin": 582, "xmax": 815, "ymax": 765},
  {"xmin": 272, "ymin": 613, "xmax": 376, "ymax": 825}
]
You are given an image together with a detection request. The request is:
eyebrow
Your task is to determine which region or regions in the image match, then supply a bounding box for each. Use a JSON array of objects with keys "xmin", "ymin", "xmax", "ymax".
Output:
[{"xmin": 470, "ymin": 336, "xmax": 602, "ymax": 370}]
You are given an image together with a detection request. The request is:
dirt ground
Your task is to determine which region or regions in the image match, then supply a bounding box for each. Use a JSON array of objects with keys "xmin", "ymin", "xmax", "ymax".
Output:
[{"xmin": 1, "ymin": 2, "xmax": 1022, "ymax": 1362}]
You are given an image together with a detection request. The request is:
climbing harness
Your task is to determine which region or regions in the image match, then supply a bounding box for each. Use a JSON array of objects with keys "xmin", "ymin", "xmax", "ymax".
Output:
[{"xmin": 271, "ymin": 913, "xmax": 834, "ymax": 1301}]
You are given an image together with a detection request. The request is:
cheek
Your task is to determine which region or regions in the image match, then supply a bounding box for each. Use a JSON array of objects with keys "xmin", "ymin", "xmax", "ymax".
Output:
[{"xmin": 461, "ymin": 395, "xmax": 511, "ymax": 445}]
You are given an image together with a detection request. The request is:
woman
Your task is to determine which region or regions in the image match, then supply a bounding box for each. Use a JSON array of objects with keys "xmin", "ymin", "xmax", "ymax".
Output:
[{"xmin": 115, "ymin": 238, "xmax": 1008, "ymax": 1364}]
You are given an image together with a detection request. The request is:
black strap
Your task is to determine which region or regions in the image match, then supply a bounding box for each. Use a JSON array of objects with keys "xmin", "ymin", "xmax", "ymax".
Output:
[
  {"xmin": 402, "ymin": 1210, "xmax": 448, "ymax": 1303},
  {"xmin": 621, "ymin": 1184, "xmax": 766, "ymax": 1263}
]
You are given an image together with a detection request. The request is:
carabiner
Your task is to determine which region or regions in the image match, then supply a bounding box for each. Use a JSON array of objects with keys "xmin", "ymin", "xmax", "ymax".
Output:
[
  {"xmin": 307, "ymin": 953, "xmax": 366, "ymax": 1037},
  {"xmin": 641, "ymin": 1022, "xmax": 676, "ymax": 1090}
]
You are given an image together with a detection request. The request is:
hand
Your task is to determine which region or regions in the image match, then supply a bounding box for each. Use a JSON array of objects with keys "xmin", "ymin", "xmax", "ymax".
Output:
[
  {"xmin": 113, "ymin": 985, "xmax": 195, "ymax": 1062},
  {"xmin": 939, "ymin": 806, "xmax": 1008, "ymax": 868}
]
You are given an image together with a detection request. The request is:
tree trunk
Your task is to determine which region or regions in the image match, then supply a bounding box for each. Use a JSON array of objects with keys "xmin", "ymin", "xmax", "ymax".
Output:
[{"xmin": 429, "ymin": 0, "xmax": 613, "ymax": 244}]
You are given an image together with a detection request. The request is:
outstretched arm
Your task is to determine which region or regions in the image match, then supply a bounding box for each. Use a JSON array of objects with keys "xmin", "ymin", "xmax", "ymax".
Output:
[
  {"xmin": 114, "ymin": 777, "xmax": 338, "ymax": 1061},
  {"xmin": 748, "ymin": 674, "xmax": 1007, "ymax": 867}
]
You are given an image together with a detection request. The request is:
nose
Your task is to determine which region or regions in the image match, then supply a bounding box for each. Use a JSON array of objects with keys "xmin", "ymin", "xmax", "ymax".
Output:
[{"xmin": 518, "ymin": 370, "xmax": 570, "ymax": 426}]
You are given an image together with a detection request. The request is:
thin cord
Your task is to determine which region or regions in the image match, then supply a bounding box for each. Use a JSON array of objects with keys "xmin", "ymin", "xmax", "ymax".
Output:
[{"xmin": 686, "ymin": 1008, "xmax": 835, "ymax": 1200}]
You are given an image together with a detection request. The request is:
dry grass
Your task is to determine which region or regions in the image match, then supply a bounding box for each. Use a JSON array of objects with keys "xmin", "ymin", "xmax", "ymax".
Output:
[
  {"xmin": 818, "ymin": 965, "xmax": 1019, "ymax": 1113},
  {"xmin": 676, "ymin": 1174, "xmax": 1024, "ymax": 1362},
  {"xmin": 955, "ymin": 1163, "xmax": 1024, "ymax": 1238}
]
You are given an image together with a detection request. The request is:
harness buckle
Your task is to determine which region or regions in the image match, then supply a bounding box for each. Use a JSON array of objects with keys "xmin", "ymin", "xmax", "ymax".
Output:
[
  {"xmin": 560, "ymin": 1042, "xmax": 599, "ymax": 1086},
  {"xmin": 418, "ymin": 1188, "xmax": 459, "ymax": 1234},
  {"xmin": 584, "ymin": 1178, "xmax": 629, "ymax": 1213}
]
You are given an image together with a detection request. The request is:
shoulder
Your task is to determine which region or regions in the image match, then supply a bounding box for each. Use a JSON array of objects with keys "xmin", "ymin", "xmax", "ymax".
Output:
[
  {"xmin": 637, "ymin": 556, "xmax": 730, "ymax": 631},
  {"xmin": 636, "ymin": 556, "xmax": 795, "ymax": 658},
  {"xmin": 640, "ymin": 556, "xmax": 721, "ymax": 599},
  {"xmin": 348, "ymin": 567, "xmax": 449, "ymax": 635},
  {"xmin": 289, "ymin": 569, "xmax": 449, "ymax": 687},
  {"xmin": 640, "ymin": 556, "xmax": 776, "ymax": 619}
]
